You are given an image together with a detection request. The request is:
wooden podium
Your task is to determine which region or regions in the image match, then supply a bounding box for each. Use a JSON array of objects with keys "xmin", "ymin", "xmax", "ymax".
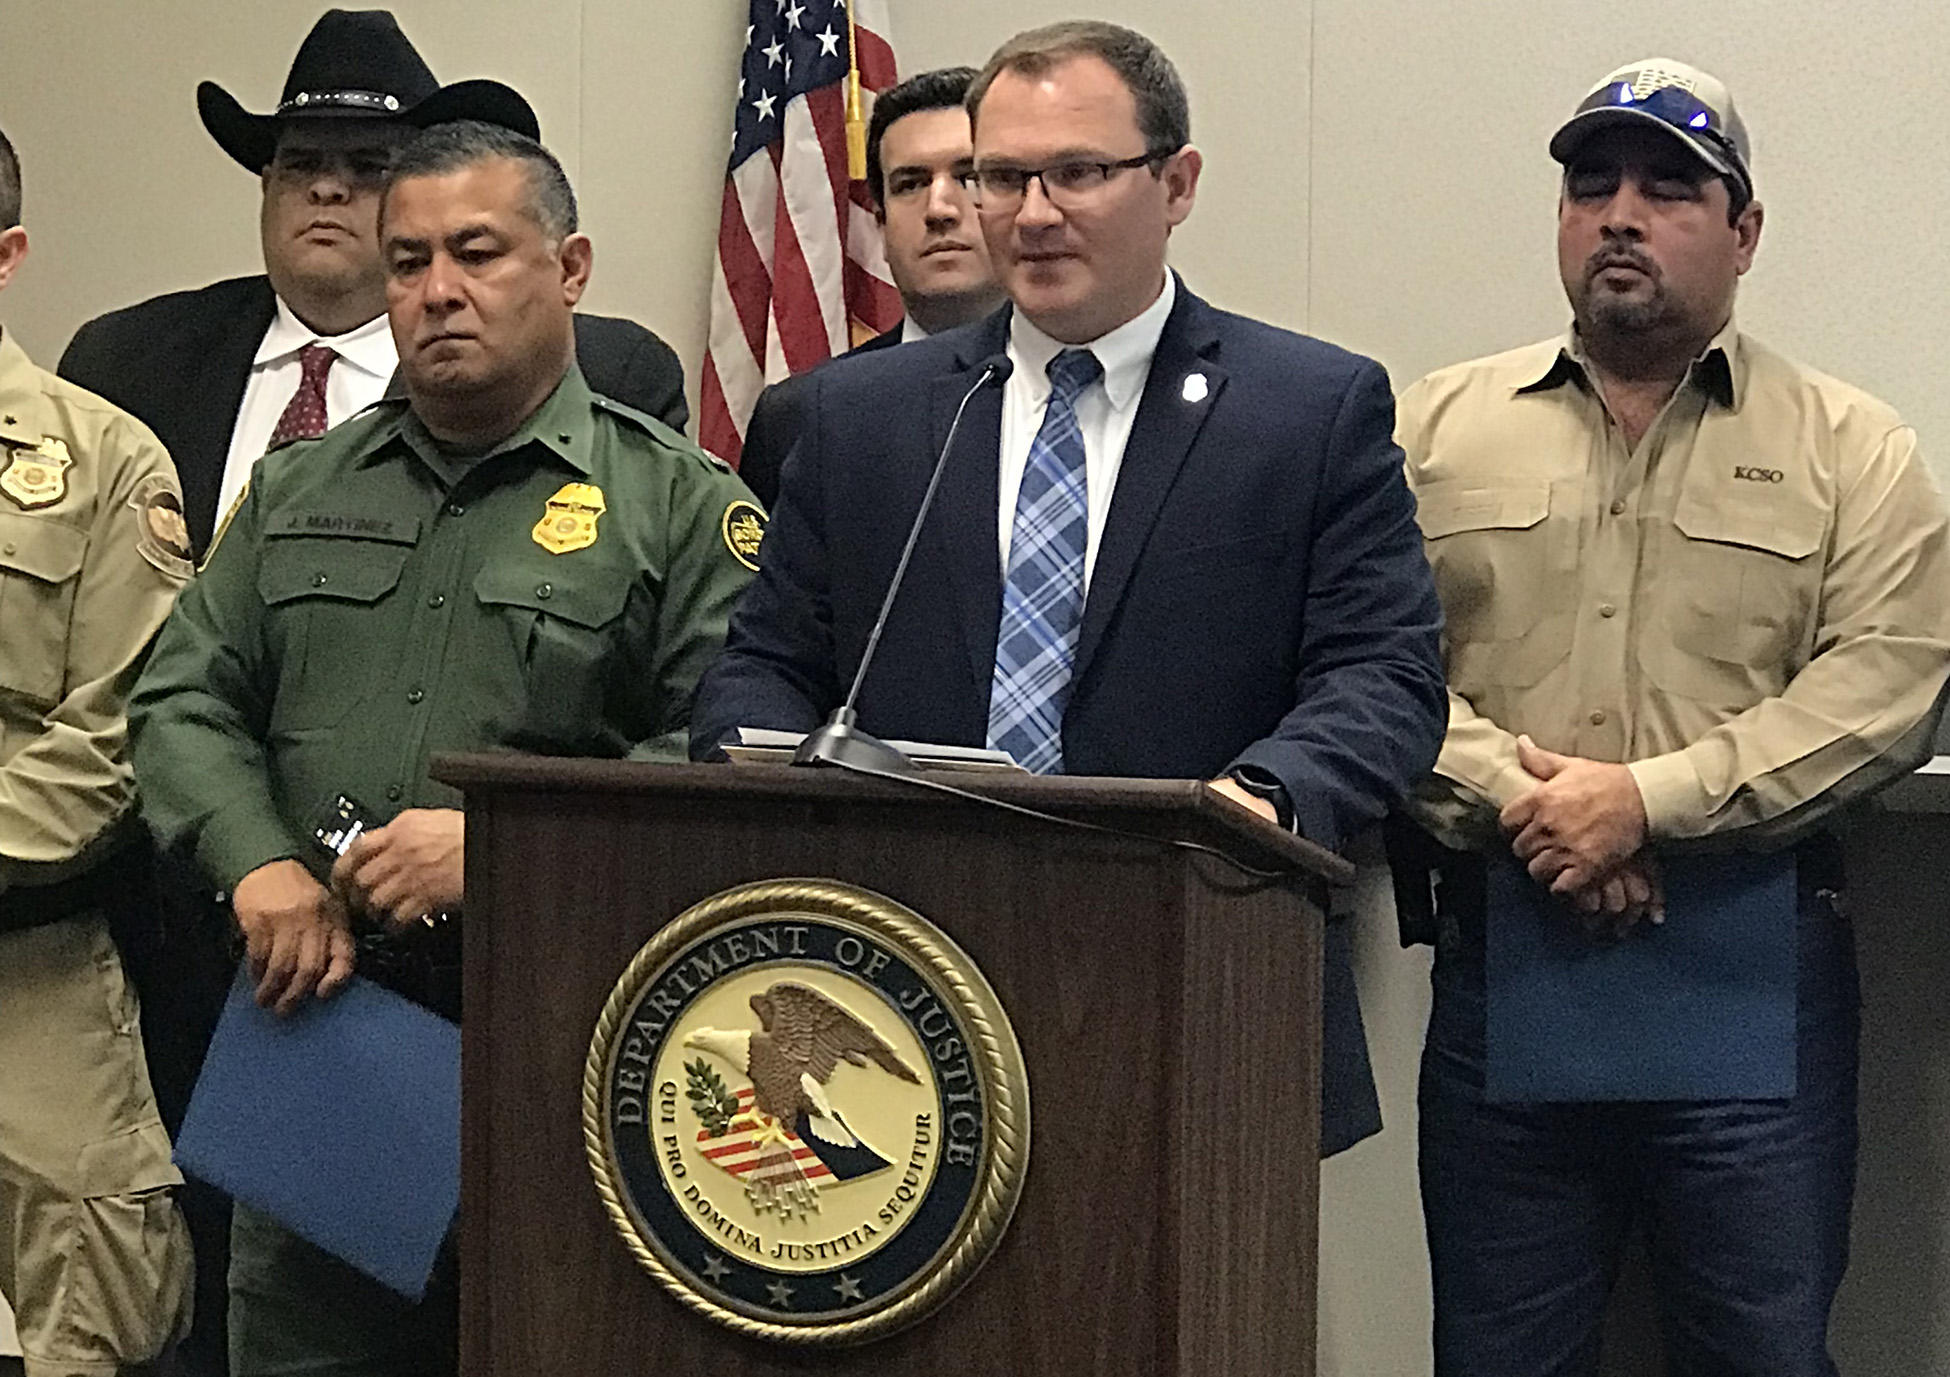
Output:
[{"xmin": 433, "ymin": 755, "xmax": 1350, "ymax": 1377}]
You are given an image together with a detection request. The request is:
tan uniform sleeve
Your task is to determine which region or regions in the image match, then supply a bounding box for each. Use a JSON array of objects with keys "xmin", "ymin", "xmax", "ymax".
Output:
[
  {"xmin": 1395, "ymin": 373, "xmax": 1540, "ymax": 850},
  {"xmin": 1628, "ymin": 423, "xmax": 1950, "ymax": 842},
  {"xmin": 0, "ymin": 419, "xmax": 187, "ymax": 879},
  {"xmin": 1409, "ymin": 693, "xmax": 1543, "ymax": 850}
]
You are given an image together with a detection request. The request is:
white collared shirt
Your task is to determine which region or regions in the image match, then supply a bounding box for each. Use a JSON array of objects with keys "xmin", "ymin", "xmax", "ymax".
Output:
[
  {"xmin": 899, "ymin": 316, "xmax": 931, "ymax": 344},
  {"xmin": 218, "ymin": 299, "xmax": 397, "ymax": 519},
  {"xmin": 998, "ymin": 271, "xmax": 1176, "ymax": 587}
]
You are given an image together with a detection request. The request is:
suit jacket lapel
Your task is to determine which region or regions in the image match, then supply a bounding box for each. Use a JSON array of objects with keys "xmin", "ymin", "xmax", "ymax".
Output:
[
  {"xmin": 1073, "ymin": 284, "xmax": 1226, "ymax": 687},
  {"xmin": 183, "ymin": 278, "xmax": 277, "ymax": 549},
  {"xmin": 931, "ymin": 314, "xmax": 1012, "ymax": 692}
]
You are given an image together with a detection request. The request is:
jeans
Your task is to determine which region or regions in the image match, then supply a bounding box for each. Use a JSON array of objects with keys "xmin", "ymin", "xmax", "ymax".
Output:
[{"xmin": 1418, "ymin": 887, "xmax": 1859, "ymax": 1377}]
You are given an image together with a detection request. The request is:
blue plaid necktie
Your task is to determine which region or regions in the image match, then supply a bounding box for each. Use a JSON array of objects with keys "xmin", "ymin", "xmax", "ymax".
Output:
[{"xmin": 988, "ymin": 347, "xmax": 1102, "ymax": 774}]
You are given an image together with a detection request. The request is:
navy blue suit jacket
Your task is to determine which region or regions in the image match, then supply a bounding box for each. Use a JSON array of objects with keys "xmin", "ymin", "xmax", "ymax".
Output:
[
  {"xmin": 691, "ymin": 282, "xmax": 1446, "ymax": 1153},
  {"xmin": 737, "ymin": 322, "xmax": 903, "ymax": 509}
]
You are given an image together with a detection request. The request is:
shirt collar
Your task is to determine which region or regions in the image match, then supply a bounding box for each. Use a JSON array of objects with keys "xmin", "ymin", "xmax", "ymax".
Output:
[
  {"xmin": 256, "ymin": 296, "xmax": 399, "ymax": 380},
  {"xmin": 391, "ymin": 365, "xmax": 596, "ymax": 476},
  {"xmin": 899, "ymin": 316, "xmax": 929, "ymax": 344},
  {"xmin": 0, "ymin": 329, "xmax": 46, "ymax": 447},
  {"xmin": 1516, "ymin": 315, "xmax": 1743, "ymax": 411},
  {"xmin": 1008, "ymin": 270, "xmax": 1176, "ymax": 411}
]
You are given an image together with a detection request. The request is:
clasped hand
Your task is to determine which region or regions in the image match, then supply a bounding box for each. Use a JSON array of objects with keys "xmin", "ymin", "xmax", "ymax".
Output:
[
  {"xmin": 1499, "ymin": 735, "xmax": 1663, "ymax": 935},
  {"xmin": 232, "ymin": 808, "xmax": 466, "ymax": 1016}
]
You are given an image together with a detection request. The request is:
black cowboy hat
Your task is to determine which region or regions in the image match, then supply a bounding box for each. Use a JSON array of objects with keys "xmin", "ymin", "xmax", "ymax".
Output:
[{"xmin": 196, "ymin": 9, "xmax": 539, "ymax": 173}]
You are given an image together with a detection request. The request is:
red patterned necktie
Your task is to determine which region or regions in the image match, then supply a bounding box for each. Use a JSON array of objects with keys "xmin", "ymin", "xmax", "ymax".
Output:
[{"xmin": 267, "ymin": 343, "xmax": 339, "ymax": 449}]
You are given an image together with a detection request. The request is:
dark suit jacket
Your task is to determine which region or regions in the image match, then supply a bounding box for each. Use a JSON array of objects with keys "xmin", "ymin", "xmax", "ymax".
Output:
[
  {"xmin": 59, "ymin": 274, "xmax": 690, "ymax": 553},
  {"xmin": 737, "ymin": 320, "xmax": 904, "ymax": 509},
  {"xmin": 691, "ymin": 283, "xmax": 1447, "ymax": 1153}
]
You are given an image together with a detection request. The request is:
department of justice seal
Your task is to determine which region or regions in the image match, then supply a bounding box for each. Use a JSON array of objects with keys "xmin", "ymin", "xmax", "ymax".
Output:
[{"xmin": 584, "ymin": 880, "xmax": 1029, "ymax": 1345}]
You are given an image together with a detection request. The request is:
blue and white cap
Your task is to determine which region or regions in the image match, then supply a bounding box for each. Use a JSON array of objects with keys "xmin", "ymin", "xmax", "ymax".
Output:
[{"xmin": 1550, "ymin": 59, "xmax": 1752, "ymax": 202}]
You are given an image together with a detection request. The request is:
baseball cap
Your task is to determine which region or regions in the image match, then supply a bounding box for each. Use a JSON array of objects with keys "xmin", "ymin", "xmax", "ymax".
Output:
[{"xmin": 1549, "ymin": 59, "xmax": 1752, "ymax": 203}]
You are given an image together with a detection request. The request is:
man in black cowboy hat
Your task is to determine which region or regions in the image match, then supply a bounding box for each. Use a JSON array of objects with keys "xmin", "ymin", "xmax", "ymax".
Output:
[{"xmin": 58, "ymin": 8, "xmax": 689, "ymax": 558}]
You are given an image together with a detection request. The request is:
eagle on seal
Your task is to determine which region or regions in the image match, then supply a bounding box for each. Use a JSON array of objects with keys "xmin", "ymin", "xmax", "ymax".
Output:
[{"xmin": 684, "ymin": 981, "xmax": 922, "ymax": 1213}]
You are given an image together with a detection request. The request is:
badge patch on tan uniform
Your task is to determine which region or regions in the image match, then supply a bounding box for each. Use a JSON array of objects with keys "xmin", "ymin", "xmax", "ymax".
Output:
[
  {"xmin": 722, "ymin": 500, "xmax": 766, "ymax": 571},
  {"xmin": 534, "ymin": 482, "xmax": 607, "ymax": 555},
  {"xmin": 0, "ymin": 436, "xmax": 73, "ymax": 509},
  {"xmin": 129, "ymin": 473, "xmax": 195, "ymax": 579}
]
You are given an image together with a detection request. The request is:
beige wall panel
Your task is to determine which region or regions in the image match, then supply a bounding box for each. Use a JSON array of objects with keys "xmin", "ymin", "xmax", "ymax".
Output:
[
  {"xmin": 892, "ymin": 0, "xmax": 1313, "ymax": 334},
  {"xmin": 573, "ymin": 3, "xmax": 746, "ymax": 388}
]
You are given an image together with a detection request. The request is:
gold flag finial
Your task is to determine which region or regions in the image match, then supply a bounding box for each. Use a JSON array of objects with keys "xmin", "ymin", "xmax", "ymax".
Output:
[{"xmin": 843, "ymin": 4, "xmax": 867, "ymax": 180}]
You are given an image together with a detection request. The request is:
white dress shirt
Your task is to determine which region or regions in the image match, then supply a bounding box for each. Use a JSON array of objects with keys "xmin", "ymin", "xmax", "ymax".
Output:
[
  {"xmin": 998, "ymin": 271, "xmax": 1176, "ymax": 588},
  {"xmin": 899, "ymin": 316, "xmax": 931, "ymax": 344},
  {"xmin": 218, "ymin": 300, "xmax": 397, "ymax": 520}
]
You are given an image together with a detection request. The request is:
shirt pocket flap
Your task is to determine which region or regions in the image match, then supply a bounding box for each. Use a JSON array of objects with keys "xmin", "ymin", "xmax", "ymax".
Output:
[
  {"xmin": 0, "ymin": 511, "xmax": 86, "ymax": 584},
  {"xmin": 474, "ymin": 563, "xmax": 631, "ymax": 630},
  {"xmin": 1415, "ymin": 480, "xmax": 1550, "ymax": 539},
  {"xmin": 259, "ymin": 534, "xmax": 411, "ymax": 606},
  {"xmin": 1672, "ymin": 490, "xmax": 1825, "ymax": 560}
]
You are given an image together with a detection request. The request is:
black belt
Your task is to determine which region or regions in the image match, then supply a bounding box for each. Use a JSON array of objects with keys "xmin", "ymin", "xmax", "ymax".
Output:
[
  {"xmin": 355, "ymin": 918, "xmax": 463, "ymax": 1022},
  {"xmin": 0, "ymin": 846, "xmax": 147, "ymax": 934}
]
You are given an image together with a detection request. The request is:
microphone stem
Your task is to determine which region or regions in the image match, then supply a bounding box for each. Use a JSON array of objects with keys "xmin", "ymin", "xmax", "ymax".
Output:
[{"xmin": 838, "ymin": 361, "xmax": 1002, "ymax": 715}]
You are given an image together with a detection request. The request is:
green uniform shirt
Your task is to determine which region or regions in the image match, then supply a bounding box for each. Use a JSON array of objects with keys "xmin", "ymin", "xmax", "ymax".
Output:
[
  {"xmin": 129, "ymin": 366, "xmax": 760, "ymax": 891},
  {"xmin": 0, "ymin": 329, "xmax": 190, "ymax": 892}
]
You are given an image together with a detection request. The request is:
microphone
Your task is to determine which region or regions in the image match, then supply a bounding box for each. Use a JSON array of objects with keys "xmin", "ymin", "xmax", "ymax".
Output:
[{"xmin": 794, "ymin": 353, "xmax": 1014, "ymax": 773}]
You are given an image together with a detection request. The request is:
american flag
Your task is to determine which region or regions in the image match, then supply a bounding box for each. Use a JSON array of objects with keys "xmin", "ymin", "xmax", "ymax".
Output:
[
  {"xmin": 697, "ymin": 1088, "xmax": 837, "ymax": 1185},
  {"xmin": 699, "ymin": 0, "xmax": 901, "ymax": 467}
]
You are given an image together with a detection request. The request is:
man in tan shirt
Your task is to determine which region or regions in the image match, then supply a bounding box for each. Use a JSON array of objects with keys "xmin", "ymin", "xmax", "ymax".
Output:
[
  {"xmin": 0, "ymin": 126, "xmax": 195, "ymax": 1375},
  {"xmin": 1396, "ymin": 60, "xmax": 1950, "ymax": 1376}
]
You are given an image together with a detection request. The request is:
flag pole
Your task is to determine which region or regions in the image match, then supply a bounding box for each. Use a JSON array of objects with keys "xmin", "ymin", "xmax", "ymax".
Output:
[{"xmin": 844, "ymin": 3, "xmax": 867, "ymax": 180}]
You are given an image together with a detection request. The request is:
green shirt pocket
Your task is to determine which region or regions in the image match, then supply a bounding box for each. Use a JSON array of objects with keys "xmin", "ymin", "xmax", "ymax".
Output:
[
  {"xmin": 473, "ymin": 563, "xmax": 634, "ymax": 750},
  {"xmin": 259, "ymin": 533, "xmax": 413, "ymax": 732}
]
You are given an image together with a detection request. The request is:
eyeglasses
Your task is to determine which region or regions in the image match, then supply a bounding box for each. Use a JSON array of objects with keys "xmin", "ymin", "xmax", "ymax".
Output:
[
  {"xmin": 1570, "ymin": 82, "xmax": 1750, "ymax": 198},
  {"xmin": 959, "ymin": 151, "xmax": 1169, "ymax": 211}
]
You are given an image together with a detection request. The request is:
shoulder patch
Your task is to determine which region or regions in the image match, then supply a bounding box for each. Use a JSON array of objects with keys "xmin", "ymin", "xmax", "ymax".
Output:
[
  {"xmin": 203, "ymin": 478, "xmax": 250, "ymax": 568},
  {"xmin": 722, "ymin": 499, "xmax": 767, "ymax": 571},
  {"xmin": 129, "ymin": 472, "xmax": 194, "ymax": 580}
]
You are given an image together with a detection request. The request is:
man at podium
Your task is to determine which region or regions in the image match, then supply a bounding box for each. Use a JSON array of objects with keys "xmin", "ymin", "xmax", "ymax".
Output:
[{"xmin": 692, "ymin": 20, "xmax": 1446, "ymax": 1155}]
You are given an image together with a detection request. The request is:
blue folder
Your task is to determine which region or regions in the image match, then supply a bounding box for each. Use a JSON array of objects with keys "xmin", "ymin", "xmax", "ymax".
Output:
[
  {"xmin": 174, "ymin": 970, "xmax": 460, "ymax": 1299},
  {"xmin": 1485, "ymin": 851, "xmax": 1798, "ymax": 1103}
]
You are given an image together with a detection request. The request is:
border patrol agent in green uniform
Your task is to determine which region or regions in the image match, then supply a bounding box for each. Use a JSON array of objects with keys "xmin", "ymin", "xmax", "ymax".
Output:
[
  {"xmin": 0, "ymin": 127, "xmax": 195, "ymax": 1377},
  {"xmin": 128, "ymin": 121, "xmax": 757, "ymax": 1377}
]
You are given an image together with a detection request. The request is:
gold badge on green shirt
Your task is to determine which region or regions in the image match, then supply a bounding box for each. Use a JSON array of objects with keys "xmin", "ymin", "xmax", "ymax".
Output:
[
  {"xmin": 722, "ymin": 499, "xmax": 767, "ymax": 571},
  {"xmin": 0, "ymin": 436, "xmax": 73, "ymax": 510},
  {"xmin": 534, "ymin": 481, "xmax": 607, "ymax": 555}
]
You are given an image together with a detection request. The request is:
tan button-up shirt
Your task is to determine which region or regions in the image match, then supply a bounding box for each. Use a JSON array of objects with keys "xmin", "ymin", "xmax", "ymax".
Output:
[
  {"xmin": 1397, "ymin": 320, "xmax": 1950, "ymax": 852},
  {"xmin": 0, "ymin": 329, "xmax": 188, "ymax": 890}
]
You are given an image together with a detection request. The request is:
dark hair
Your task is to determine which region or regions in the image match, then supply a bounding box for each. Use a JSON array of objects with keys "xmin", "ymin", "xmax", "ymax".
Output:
[
  {"xmin": 1722, "ymin": 177, "xmax": 1752, "ymax": 225},
  {"xmin": 966, "ymin": 21, "xmax": 1190, "ymax": 155},
  {"xmin": 866, "ymin": 66, "xmax": 978, "ymax": 205},
  {"xmin": 0, "ymin": 126, "xmax": 20, "ymax": 230},
  {"xmin": 383, "ymin": 119, "xmax": 577, "ymax": 238}
]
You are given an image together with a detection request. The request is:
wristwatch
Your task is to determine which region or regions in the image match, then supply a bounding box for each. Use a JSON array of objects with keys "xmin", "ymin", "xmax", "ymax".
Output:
[{"xmin": 1226, "ymin": 766, "xmax": 1295, "ymax": 833}]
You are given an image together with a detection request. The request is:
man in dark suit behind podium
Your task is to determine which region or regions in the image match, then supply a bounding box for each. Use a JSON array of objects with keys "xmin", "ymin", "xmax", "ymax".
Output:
[
  {"xmin": 693, "ymin": 19, "xmax": 1447, "ymax": 1155},
  {"xmin": 736, "ymin": 65, "xmax": 1005, "ymax": 508},
  {"xmin": 59, "ymin": 8, "xmax": 688, "ymax": 557}
]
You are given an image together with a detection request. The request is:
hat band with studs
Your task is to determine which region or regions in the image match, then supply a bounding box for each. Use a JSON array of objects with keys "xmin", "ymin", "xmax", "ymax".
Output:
[{"xmin": 277, "ymin": 89, "xmax": 404, "ymax": 116}]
